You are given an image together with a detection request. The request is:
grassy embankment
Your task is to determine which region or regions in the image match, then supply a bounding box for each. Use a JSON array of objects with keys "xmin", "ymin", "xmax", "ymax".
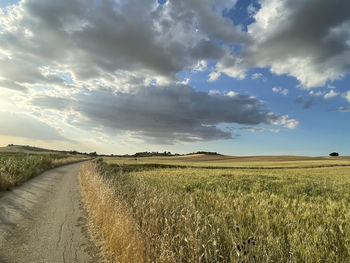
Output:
[
  {"xmin": 79, "ymin": 155, "xmax": 350, "ymax": 262},
  {"xmin": 0, "ymin": 151, "xmax": 88, "ymax": 191}
]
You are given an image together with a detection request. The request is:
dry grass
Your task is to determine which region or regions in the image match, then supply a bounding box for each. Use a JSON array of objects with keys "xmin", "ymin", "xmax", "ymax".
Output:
[
  {"xmin": 80, "ymin": 158, "xmax": 350, "ymax": 262},
  {"xmin": 79, "ymin": 160, "xmax": 148, "ymax": 262}
]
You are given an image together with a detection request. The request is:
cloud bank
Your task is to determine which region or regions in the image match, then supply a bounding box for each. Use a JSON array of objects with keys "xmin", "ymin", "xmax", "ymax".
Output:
[
  {"xmin": 30, "ymin": 85, "xmax": 295, "ymax": 144},
  {"xmin": 7, "ymin": 0, "xmax": 346, "ymax": 144},
  {"xmin": 213, "ymin": 0, "xmax": 350, "ymax": 88},
  {"xmin": 1, "ymin": 0, "xmax": 348, "ymax": 91}
]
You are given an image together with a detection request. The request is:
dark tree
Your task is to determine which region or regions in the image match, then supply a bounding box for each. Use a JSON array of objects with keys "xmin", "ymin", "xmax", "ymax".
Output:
[{"xmin": 329, "ymin": 152, "xmax": 339, "ymax": 157}]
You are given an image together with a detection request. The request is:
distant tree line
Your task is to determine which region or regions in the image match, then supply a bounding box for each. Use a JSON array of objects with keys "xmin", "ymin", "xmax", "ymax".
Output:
[
  {"xmin": 5, "ymin": 144, "xmax": 222, "ymax": 158},
  {"xmin": 191, "ymin": 151, "xmax": 221, "ymax": 155},
  {"xmin": 130, "ymin": 151, "xmax": 180, "ymax": 157}
]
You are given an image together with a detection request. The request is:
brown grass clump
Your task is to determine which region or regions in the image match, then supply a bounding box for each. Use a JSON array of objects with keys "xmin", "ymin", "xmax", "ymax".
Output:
[{"xmin": 79, "ymin": 160, "xmax": 148, "ymax": 262}]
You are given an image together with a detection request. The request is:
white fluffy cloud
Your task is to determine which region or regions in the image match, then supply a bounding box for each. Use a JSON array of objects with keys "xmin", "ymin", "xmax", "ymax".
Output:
[
  {"xmin": 343, "ymin": 90, "xmax": 350, "ymax": 103},
  {"xmin": 251, "ymin": 73, "xmax": 263, "ymax": 80},
  {"xmin": 248, "ymin": 0, "xmax": 350, "ymax": 88},
  {"xmin": 269, "ymin": 115, "xmax": 299, "ymax": 129},
  {"xmin": 211, "ymin": 0, "xmax": 350, "ymax": 88},
  {"xmin": 323, "ymin": 90, "xmax": 339, "ymax": 99},
  {"xmin": 272, "ymin": 87, "xmax": 288, "ymax": 96},
  {"xmin": 209, "ymin": 51, "xmax": 246, "ymax": 81}
]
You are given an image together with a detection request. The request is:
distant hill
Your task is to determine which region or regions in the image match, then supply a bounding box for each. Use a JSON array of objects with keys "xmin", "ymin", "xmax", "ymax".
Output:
[
  {"xmin": 0, "ymin": 144, "xmax": 100, "ymax": 156},
  {"xmin": 0, "ymin": 144, "xmax": 62, "ymax": 153}
]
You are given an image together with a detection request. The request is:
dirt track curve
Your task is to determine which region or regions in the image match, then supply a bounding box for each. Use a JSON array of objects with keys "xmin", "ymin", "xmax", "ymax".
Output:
[{"xmin": 0, "ymin": 162, "xmax": 98, "ymax": 263}]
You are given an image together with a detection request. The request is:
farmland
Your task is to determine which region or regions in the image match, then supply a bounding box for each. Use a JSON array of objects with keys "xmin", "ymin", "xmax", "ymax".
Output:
[
  {"xmin": 0, "ymin": 147, "xmax": 89, "ymax": 191},
  {"xmin": 79, "ymin": 155, "xmax": 350, "ymax": 262},
  {"xmin": 104, "ymin": 154, "xmax": 350, "ymax": 168}
]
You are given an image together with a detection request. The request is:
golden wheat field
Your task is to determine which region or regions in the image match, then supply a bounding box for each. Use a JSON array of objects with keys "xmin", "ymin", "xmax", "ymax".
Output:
[
  {"xmin": 104, "ymin": 154, "xmax": 350, "ymax": 168},
  {"xmin": 79, "ymin": 155, "xmax": 350, "ymax": 262}
]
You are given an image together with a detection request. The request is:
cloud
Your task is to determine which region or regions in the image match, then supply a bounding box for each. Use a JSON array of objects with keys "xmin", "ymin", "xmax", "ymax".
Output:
[
  {"xmin": 269, "ymin": 115, "xmax": 299, "ymax": 129},
  {"xmin": 0, "ymin": 111, "xmax": 67, "ymax": 141},
  {"xmin": 282, "ymin": 118, "xmax": 299, "ymax": 129},
  {"xmin": 242, "ymin": 126, "xmax": 265, "ymax": 133},
  {"xmin": 269, "ymin": 128, "xmax": 280, "ymax": 133},
  {"xmin": 338, "ymin": 106, "xmax": 350, "ymax": 112},
  {"xmin": 30, "ymin": 85, "xmax": 293, "ymax": 144},
  {"xmin": 208, "ymin": 90, "xmax": 221, "ymax": 96},
  {"xmin": 251, "ymin": 73, "xmax": 263, "ymax": 79},
  {"xmin": 226, "ymin": 91, "xmax": 238, "ymax": 97},
  {"xmin": 0, "ymin": 0, "xmax": 256, "ymax": 93},
  {"xmin": 1, "ymin": 0, "xmax": 349, "ymax": 93},
  {"xmin": 343, "ymin": 90, "xmax": 350, "ymax": 103},
  {"xmin": 309, "ymin": 90, "xmax": 324, "ymax": 97},
  {"xmin": 323, "ymin": 89, "xmax": 339, "ymax": 99},
  {"xmin": 247, "ymin": 3, "xmax": 258, "ymax": 17},
  {"xmin": 296, "ymin": 96, "xmax": 315, "ymax": 109},
  {"xmin": 211, "ymin": 0, "xmax": 350, "ymax": 88},
  {"xmin": 303, "ymin": 99, "xmax": 314, "ymax": 109},
  {"xmin": 247, "ymin": 0, "xmax": 350, "ymax": 88},
  {"xmin": 209, "ymin": 51, "xmax": 246, "ymax": 81},
  {"xmin": 183, "ymin": 0, "xmax": 250, "ymax": 44},
  {"xmin": 1, "ymin": 0, "xmax": 244, "ymax": 92},
  {"xmin": 0, "ymin": 0, "xmax": 304, "ymax": 146},
  {"xmin": 0, "ymin": 79, "xmax": 27, "ymax": 92},
  {"xmin": 193, "ymin": 60, "xmax": 208, "ymax": 72},
  {"xmin": 272, "ymin": 87, "xmax": 288, "ymax": 96}
]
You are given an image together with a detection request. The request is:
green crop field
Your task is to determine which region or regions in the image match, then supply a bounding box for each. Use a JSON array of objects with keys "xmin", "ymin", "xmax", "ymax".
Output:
[
  {"xmin": 0, "ymin": 150, "xmax": 88, "ymax": 191},
  {"xmin": 79, "ymin": 155, "xmax": 350, "ymax": 262}
]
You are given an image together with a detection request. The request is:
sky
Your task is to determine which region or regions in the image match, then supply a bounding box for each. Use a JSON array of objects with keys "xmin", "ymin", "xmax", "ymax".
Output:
[{"xmin": 0, "ymin": 0, "xmax": 349, "ymax": 156}]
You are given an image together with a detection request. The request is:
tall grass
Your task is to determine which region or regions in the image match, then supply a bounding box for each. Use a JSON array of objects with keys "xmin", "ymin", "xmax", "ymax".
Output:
[
  {"xmin": 0, "ymin": 152, "xmax": 87, "ymax": 191},
  {"xmin": 80, "ymin": 160, "xmax": 350, "ymax": 262},
  {"xmin": 79, "ymin": 160, "xmax": 148, "ymax": 262}
]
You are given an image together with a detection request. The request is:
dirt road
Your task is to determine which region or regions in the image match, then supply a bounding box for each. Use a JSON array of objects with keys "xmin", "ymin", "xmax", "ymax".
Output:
[{"xmin": 0, "ymin": 162, "xmax": 97, "ymax": 263}]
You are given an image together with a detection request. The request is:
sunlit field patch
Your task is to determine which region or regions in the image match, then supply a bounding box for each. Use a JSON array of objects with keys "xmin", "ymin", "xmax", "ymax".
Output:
[{"xmin": 80, "ymin": 156, "xmax": 350, "ymax": 262}]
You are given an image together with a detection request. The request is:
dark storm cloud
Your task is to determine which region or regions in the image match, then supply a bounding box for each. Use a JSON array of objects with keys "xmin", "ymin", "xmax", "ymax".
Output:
[{"xmin": 31, "ymin": 85, "xmax": 283, "ymax": 144}]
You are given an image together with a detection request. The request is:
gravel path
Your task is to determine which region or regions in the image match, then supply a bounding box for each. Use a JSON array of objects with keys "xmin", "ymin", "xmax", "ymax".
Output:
[{"xmin": 0, "ymin": 162, "xmax": 98, "ymax": 263}]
